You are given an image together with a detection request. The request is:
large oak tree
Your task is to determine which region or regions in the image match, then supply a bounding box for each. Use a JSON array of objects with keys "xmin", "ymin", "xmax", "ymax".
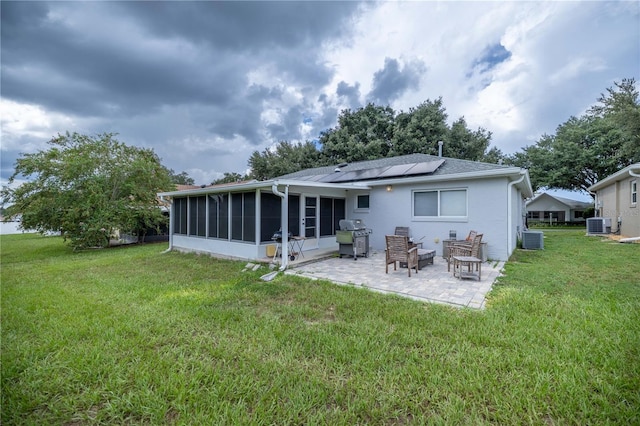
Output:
[
  {"xmin": 248, "ymin": 98, "xmax": 503, "ymax": 180},
  {"xmin": 508, "ymin": 78, "xmax": 640, "ymax": 192}
]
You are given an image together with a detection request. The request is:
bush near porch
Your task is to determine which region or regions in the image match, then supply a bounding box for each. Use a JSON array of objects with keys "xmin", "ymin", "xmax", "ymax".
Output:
[{"xmin": 1, "ymin": 231, "xmax": 638, "ymax": 424}]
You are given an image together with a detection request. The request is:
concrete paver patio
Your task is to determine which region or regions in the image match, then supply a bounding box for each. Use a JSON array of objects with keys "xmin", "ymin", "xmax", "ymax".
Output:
[{"xmin": 285, "ymin": 250, "xmax": 504, "ymax": 309}]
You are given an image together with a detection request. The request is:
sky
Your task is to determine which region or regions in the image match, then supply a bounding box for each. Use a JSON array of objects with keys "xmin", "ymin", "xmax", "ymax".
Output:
[{"xmin": 1, "ymin": 1, "xmax": 638, "ymax": 202}]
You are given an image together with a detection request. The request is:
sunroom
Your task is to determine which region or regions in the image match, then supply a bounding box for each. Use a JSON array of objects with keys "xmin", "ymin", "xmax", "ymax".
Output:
[{"xmin": 158, "ymin": 180, "xmax": 370, "ymax": 262}]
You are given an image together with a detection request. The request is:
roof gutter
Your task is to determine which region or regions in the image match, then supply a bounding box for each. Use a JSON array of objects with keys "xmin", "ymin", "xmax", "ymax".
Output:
[
  {"xmin": 158, "ymin": 179, "xmax": 369, "ymax": 197},
  {"xmin": 363, "ymin": 167, "xmax": 533, "ymax": 194},
  {"xmin": 271, "ymin": 182, "xmax": 289, "ymax": 271}
]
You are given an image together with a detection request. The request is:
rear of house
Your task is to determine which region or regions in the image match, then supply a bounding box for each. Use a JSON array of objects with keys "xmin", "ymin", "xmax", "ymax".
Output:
[
  {"xmin": 158, "ymin": 154, "xmax": 533, "ymax": 264},
  {"xmin": 588, "ymin": 163, "xmax": 640, "ymax": 237}
]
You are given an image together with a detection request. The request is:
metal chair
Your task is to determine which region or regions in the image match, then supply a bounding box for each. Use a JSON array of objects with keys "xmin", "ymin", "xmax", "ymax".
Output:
[{"xmin": 385, "ymin": 235, "xmax": 419, "ymax": 277}]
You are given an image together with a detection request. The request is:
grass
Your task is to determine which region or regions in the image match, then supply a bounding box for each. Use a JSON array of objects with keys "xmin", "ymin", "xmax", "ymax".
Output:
[{"xmin": 1, "ymin": 231, "xmax": 639, "ymax": 424}]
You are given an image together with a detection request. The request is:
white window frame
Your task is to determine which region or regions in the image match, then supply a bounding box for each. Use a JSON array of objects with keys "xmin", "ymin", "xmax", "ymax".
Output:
[
  {"xmin": 632, "ymin": 180, "xmax": 637, "ymax": 206},
  {"xmin": 412, "ymin": 188, "xmax": 468, "ymax": 222}
]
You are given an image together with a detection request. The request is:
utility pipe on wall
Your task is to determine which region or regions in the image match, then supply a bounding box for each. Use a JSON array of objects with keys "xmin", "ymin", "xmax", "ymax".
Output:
[{"xmin": 271, "ymin": 182, "xmax": 289, "ymax": 270}]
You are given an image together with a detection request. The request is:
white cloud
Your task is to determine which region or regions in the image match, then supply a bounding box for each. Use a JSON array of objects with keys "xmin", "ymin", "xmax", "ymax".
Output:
[
  {"xmin": 2, "ymin": 0, "xmax": 637, "ymax": 182},
  {"xmin": 319, "ymin": 1, "xmax": 637, "ymax": 155},
  {"xmin": 549, "ymin": 57, "xmax": 609, "ymax": 85},
  {"xmin": 0, "ymin": 99, "xmax": 75, "ymax": 152}
]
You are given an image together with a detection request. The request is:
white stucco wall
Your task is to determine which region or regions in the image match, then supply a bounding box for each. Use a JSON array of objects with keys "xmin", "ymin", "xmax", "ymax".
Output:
[
  {"xmin": 348, "ymin": 177, "xmax": 519, "ymax": 261},
  {"xmin": 526, "ymin": 197, "xmax": 570, "ymax": 221},
  {"xmin": 172, "ymin": 234, "xmax": 260, "ymax": 259}
]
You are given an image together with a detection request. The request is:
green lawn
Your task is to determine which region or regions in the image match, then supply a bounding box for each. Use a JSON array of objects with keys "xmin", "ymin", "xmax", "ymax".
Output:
[{"xmin": 2, "ymin": 231, "xmax": 639, "ymax": 424}]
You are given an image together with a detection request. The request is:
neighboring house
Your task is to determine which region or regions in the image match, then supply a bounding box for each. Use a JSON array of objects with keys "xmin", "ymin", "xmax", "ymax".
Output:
[
  {"xmin": 157, "ymin": 154, "xmax": 533, "ymax": 265},
  {"xmin": 587, "ymin": 163, "xmax": 640, "ymax": 237},
  {"xmin": 526, "ymin": 193, "xmax": 593, "ymax": 224}
]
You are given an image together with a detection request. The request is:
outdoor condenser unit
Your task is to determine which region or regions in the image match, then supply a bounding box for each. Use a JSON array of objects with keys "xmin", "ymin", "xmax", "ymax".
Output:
[
  {"xmin": 522, "ymin": 230, "xmax": 544, "ymax": 250},
  {"xmin": 586, "ymin": 217, "xmax": 611, "ymax": 234}
]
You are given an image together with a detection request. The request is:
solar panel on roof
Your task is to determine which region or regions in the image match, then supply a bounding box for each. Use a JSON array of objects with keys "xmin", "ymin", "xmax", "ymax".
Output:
[
  {"xmin": 358, "ymin": 167, "xmax": 391, "ymax": 180},
  {"xmin": 331, "ymin": 167, "xmax": 390, "ymax": 182},
  {"xmin": 318, "ymin": 173, "xmax": 340, "ymax": 182},
  {"xmin": 304, "ymin": 174, "xmax": 328, "ymax": 182},
  {"xmin": 290, "ymin": 159, "xmax": 445, "ymax": 183},
  {"xmin": 377, "ymin": 163, "xmax": 415, "ymax": 178},
  {"xmin": 404, "ymin": 159, "xmax": 445, "ymax": 176},
  {"xmin": 330, "ymin": 171, "xmax": 360, "ymax": 183}
]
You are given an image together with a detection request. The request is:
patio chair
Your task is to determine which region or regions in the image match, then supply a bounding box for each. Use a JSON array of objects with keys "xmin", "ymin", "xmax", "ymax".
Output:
[
  {"xmin": 395, "ymin": 226, "xmax": 422, "ymax": 248},
  {"xmin": 385, "ymin": 234, "xmax": 419, "ymax": 277},
  {"xmin": 451, "ymin": 234, "xmax": 483, "ymax": 280},
  {"xmin": 447, "ymin": 230, "xmax": 478, "ymax": 271}
]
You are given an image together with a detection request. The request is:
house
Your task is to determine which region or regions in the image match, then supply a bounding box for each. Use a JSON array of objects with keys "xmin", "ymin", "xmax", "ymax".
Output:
[
  {"xmin": 526, "ymin": 193, "xmax": 593, "ymax": 224},
  {"xmin": 157, "ymin": 154, "xmax": 533, "ymax": 266},
  {"xmin": 587, "ymin": 163, "xmax": 640, "ymax": 237}
]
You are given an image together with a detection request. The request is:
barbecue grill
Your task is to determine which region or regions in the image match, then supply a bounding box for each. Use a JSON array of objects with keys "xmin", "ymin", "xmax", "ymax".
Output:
[{"xmin": 336, "ymin": 219, "xmax": 372, "ymax": 260}]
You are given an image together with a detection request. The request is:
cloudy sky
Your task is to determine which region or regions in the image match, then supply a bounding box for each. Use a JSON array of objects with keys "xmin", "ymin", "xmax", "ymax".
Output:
[{"xmin": 2, "ymin": 1, "xmax": 638, "ymax": 194}]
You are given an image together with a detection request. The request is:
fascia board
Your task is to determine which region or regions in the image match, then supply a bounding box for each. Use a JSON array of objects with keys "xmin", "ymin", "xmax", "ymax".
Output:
[
  {"xmin": 362, "ymin": 167, "xmax": 534, "ymax": 197},
  {"xmin": 158, "ymin": 180, "xmax": 275, "ymax": 197},
  {"xmin": 272, "ymin": 179, "xmax": 371, "ymax": 190},
  {"xmin": 587, "ymin": 163, "xmax": 640, "ymax": 192},
  {"xmin": 158, "ymin": 179, "xmax": 370, "ymax": 197},
  {"xmin": 158, "ymin": 168, "xmax": 532, "ymax": 197},
  {"xmin": 360, "ymin": 167, "xmax": 522, "ymax": 185}
]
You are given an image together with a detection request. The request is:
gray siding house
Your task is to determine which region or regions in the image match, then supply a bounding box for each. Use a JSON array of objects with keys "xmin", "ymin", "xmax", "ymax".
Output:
[{"xmin": 158, "ymin": 154, "xmax": 533, "ymax": 266}]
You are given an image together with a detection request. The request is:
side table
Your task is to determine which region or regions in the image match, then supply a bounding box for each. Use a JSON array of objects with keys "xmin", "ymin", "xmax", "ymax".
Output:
[{"xmin": 452, "ymin": 255, "xmax": 482, "ymax": 281}]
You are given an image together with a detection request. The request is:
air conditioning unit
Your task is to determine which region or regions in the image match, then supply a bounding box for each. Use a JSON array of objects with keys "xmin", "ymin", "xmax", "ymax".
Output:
[
  {"xmin": 522, "ymin": 230, "xmax": 544, "ymax": 249},
  {"xmin": 586, "ymin": 217, "xmax": 612, "ymax": 234}
]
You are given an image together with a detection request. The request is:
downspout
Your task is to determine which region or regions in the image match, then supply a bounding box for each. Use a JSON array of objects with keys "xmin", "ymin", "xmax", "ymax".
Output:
[
  {"xmin": 159, "ymin": 195, "xmax": 173, "ymax": 253},
  {"xmin": 271, "ymin": 182, "xmax": 289, "ymax": 270},
  {"xmin": 507, "ymin": 170, "xmax": 527, "ymax": 256}
]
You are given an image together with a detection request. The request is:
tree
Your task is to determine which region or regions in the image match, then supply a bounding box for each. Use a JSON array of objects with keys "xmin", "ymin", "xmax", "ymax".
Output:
[
  {"xmin": 507, "ymin": 78, "xmax": 640, "ymax": 192},
  {"xmin": 390, "ymin": 99, "xmax": 449, "ymax": 156},
  {"xmin": 446, "ymin": 117, "xmax": 493, "ymax": 161},
  {"xmin": 212, "ymin": 172, "xmax": 250, "ymax": 185},
  {"xmin": 319, "ymin": 103, "xmax": 395, "ymax": 163},
  {"xmin": 247, "ymin": 99, "xmax": 505, "ymax": 180},
  {"xmin": 589, "ymin": 78, "xmax": 640, "ymax": 164},
  {"xmin": 319, "ymin": 100, "xmax": 502, "ymax": 163},
  {"xmin": 248, "ymin": 140, "xmax": 324, "ymax": 180},
  {"xmin": 167, "ymin": 169, "xmax": 195, "ymax": 186},
  {"xmin": 1, "ymin": 132, "xmax": 174, "ymax": 249}
]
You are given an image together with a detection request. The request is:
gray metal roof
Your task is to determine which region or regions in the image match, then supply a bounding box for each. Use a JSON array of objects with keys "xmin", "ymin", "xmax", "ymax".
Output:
[{"xmin": 277, "ymin": 153, "xmax": 512, "ymax": 182}]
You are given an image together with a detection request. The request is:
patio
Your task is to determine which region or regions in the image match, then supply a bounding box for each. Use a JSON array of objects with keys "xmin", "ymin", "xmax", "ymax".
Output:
[{"xmin": 283, "ymin": 249, "xmax": 504, "ymax": 309}]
